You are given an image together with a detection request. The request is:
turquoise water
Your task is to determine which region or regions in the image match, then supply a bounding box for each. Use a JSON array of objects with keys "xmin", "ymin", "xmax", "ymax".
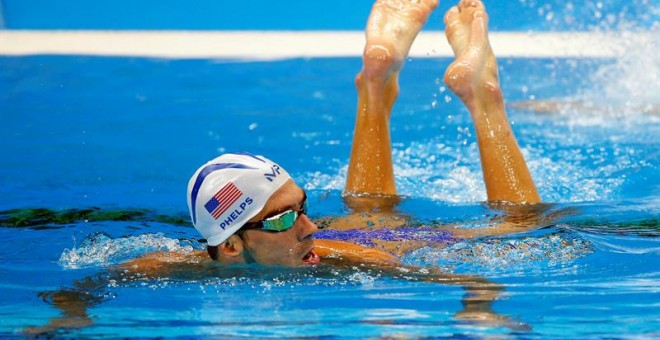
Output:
[{"xmin": 1, "ymin": 54, "xmax": 658, "ymax": 338}]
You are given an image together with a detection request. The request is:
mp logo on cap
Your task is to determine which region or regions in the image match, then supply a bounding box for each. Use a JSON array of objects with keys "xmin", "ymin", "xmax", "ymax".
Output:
[{"xmin": 264, "ymin": 164, "xmax": 282, "ymax": 182}]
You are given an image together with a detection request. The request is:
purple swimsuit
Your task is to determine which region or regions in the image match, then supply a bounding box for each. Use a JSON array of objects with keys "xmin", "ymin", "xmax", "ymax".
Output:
[{"xmin": 316, "ymin": 227, "xmax": 454, "ymax": 248}]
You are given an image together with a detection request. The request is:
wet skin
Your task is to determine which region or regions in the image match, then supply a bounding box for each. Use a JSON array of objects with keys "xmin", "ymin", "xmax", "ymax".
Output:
[
  {"xmin": 229, "ymin": 180, "xmax": 399, "ymax": 267},
  {"xmin": 237, "ymin": 180, "xmax": 321, "ymax": 266}
]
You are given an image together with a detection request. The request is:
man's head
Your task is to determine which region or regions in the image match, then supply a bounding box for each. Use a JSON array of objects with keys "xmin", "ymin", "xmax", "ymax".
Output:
[{"xmin": 187, "ymin": 153, "xmax": 320, "ymax": 266}]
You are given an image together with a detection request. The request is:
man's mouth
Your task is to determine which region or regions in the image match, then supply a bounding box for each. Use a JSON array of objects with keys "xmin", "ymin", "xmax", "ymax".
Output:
[{"xmin": 301, "ymin": 248, "xmax": 320, "ymax": 265}]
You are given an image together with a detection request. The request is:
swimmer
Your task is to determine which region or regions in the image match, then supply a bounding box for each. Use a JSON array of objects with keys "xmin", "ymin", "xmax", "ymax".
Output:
[{"xmin": 27, "ymin": 0, "xmax": 542, "ymax": 334}]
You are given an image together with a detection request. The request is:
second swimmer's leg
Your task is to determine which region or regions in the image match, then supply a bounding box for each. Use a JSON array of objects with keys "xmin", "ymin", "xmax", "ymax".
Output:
[
  {"xmin": 444, "ymin": 0, "xmax": 540, "ymax": 203},
  {"xmin": 345, "ymin": 0, "xmax": 439, "ymax": 197}
]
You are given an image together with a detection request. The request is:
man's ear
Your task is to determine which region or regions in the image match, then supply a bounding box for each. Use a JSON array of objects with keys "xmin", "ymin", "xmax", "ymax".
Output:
[{"xmin": 219, "ymin": 234, "xmax": 245, "ymax": 257}]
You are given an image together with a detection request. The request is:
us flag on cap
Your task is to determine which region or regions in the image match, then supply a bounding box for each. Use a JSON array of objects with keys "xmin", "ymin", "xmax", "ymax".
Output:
[{"xmin": 204, "ymin": 182, "xmax": 242, "ymax": 219}]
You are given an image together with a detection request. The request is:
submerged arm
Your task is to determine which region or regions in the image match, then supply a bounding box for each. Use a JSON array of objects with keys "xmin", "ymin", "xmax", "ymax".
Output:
[
  {"xmin": 441, "ymin": 203, "xmax": 568, "ymax": 239},
  {"xmin": 417, "ymin": 268, "xmax": 522, "ymax": 328},
  {"xmin": 24, "ymin": 273, "xmax": 109, "ymax": 335},
  {"xmin": 315, "ymin": 238, "xmax": 520, "ymax": 329},
  {"xmin": 24, "ymin": 251, "xmax": 208, "ymax": 335}
]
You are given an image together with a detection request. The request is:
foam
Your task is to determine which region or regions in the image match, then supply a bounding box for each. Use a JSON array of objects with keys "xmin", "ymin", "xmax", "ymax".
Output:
[
  {"xmin": 582, "ymin": 24, "xmax": 660, "ymax": 117},
  {"xmin": 300, "ymin": 140, "xmax": 486, "ymax": 203},
  {"xmin": 402, "ymin": 231, "xmax": 593, "ymax": 270},
  {"xmin": 300, "ymin": 134, "xmax": 630, "ymax": 203},
  {"xmin": 518, "ymin": 16, "xmax": 660, "ymax": 127},
  {"xmin": 58, "ymin": 232, "xmax": 202, "ymax": 269}
]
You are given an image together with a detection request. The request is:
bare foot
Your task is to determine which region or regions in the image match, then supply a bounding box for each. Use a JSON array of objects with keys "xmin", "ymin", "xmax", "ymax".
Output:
[
  {"xmin": 361, "ymin": 0, "xmax": 438, "ymax": 91},
  {"xmin": 443, "ymin": 0, "xmax": 501, "ymax": 109}
]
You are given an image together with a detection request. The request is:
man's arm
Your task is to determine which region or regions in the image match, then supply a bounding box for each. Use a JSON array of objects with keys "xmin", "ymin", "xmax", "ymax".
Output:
[
  {"xmin": 314, "ymin": 238, "xmax": 524, "ymax": 329},
  {"xmin": 23, "ymin": 274, "xmax": 108, "ymax": 335},
  {"xmin": 23, "ymin": 251, "xmax": 209, "ymax": 335}
]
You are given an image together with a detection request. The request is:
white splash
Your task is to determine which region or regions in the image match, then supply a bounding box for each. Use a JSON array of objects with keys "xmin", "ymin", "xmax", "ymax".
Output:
[
  {"xmin": 402, "ymin": 232, "xmax": 593, "ymax": 269},
  {"xmin": 58, "ymin": 232, "xmax": 197, "ymax": 269},
  {"xmin": 300, "ymin": 133, "xmax": 630, "ymax": 203}
]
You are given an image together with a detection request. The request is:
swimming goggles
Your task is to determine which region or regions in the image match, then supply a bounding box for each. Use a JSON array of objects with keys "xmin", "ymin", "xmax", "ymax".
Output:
[{"xmin": 241, "ymin": 198, "xmax": 308, "ymax": 232}]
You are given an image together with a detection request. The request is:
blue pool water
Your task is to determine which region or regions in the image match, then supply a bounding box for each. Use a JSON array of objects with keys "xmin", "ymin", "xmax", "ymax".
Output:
[
  {"xmin": 2, "ymin": 0, "xmax": 657, "ymax": 31},
  {"xmin": 1, "ymin": 52, "xmax": 658, "ymax": 338}
]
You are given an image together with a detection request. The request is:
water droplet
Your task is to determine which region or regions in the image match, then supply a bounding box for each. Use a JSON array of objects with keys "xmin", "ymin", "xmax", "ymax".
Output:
[{"xmin": 545, "ymin": 11, "xmax": 554, "ymax": 21}]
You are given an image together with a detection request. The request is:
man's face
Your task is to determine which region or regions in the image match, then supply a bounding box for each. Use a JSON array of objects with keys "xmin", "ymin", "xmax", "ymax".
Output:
[{"xmin": 239, "ymin": 180, "xmax": 320, "ymax": 266}]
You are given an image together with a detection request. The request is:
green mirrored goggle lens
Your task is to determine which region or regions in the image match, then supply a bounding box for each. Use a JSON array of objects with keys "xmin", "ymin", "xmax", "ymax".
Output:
[
  {"xmin": 261, "ymin": 210, "xmax": 298, "ymax": 231},
  {"xmin": 243, "ymin": 199, "xmax": 308, "ymax": 232}
]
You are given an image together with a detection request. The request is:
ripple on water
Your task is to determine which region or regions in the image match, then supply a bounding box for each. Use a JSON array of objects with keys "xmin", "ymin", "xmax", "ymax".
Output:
[
  {"xmin": 402, "ymin": 230, "xmax": 594, "ymax": 272},
  {"xmin": 58, "ymin": 232, "xmax": 203, "ymax": 269}
]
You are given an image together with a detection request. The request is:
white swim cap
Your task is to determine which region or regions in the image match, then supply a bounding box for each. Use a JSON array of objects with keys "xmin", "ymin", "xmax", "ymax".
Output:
[{"xmin": 187, "ymin": 153, "xmax": 292, "ymax": 246}]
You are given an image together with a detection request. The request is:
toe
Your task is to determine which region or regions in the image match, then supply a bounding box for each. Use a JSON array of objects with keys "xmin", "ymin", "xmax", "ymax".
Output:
[
  {"xmin": 473, "ymin": 0, "xmax": 486, "ymax": 12},
  {"xmin": 469, "ymin": 10, "xmax": 488, "ymax": 40},
  {"xmin": 423, "ymin": 0, "xmax": 440, "ymax": 10},
  {"xmin": 463, "ymin": 0, "xmax": 479, "ymax": 8},
  {"xmin": 444, "ymin": 6, "xmax": 459, "ymax": 25},
  {"xmin": 473, "ymin": 10, "xmax": 488, "ymax": 24}
]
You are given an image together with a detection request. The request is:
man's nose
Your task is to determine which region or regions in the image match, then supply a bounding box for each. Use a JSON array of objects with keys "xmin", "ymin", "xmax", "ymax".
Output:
[{"xmin": 296, "ymin": 214, "xmax": 319, "ymax": 241}]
